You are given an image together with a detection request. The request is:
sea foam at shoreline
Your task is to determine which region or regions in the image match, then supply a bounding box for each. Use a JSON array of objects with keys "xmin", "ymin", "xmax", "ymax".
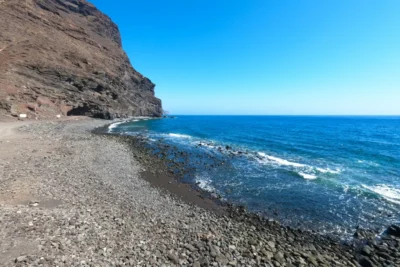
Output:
[{"xmin": 109, "ymin": 115, "xmax": 400, "ymax": 234}]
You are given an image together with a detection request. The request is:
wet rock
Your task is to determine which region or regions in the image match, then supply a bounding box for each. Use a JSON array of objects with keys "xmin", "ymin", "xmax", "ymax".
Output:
[
  {"xmin": 387, "ymin": 224, "xmax": 400, "ymax": 237},
  {"xmin": 361, "ymin": 245, "xmax": 372, "ymax": 256},
  {"xmin": 354, "ymin": 227, "xmax": 377, "ymax": 240},
  {"xmin": 359, "ymin": 257, "xmax": 376, "ymax": 267},
  {"xmin": 376, "ymin": 251, "xmax": 391, "ymax": 260}
]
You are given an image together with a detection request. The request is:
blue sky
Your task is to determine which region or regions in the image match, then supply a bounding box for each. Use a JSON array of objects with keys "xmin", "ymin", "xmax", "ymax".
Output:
[{"xmin": 90, "ymin": 0, "xmax": 400, "ymax": 115}]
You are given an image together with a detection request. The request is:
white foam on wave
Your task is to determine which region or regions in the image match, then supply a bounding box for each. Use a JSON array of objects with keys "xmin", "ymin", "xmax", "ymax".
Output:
[
  {"xmin": 108, "ymin": 118, "xmax": 141, "ymax": 132},
  {"xmin": 298, "ymin": 172, "xmax": 318, "ymax": 180},
  {"xmin": 257, "ymin": 152, "xmax": 306, "ymax": 168},
  {"xmin": 195, "ymin": 175, "xmax": 216, "ymax": 193},
  {"xmin": 108, "ymin": 121, "xmax": 124, "ymax": 131},
  {"xmin": 316, "ymin": 167, "xmax": 341, "ymax": 174},
  {"xmin": 362, "ymin": 184, "xmax": 400, "ymax": 205},
  {"xmin": 343, "ymin": 185, "xmax": 350, "ymax": 193},
  {"xmin": 256, "ymin": 152, "xmax": 341, "ymax": 180},
  {"xmin": 198, "ymin": 141, "xmax": 217, "ymax": 149},
  {"xmin": 168, "ymin": 133, "xmax": 192, "ymax": 139}
]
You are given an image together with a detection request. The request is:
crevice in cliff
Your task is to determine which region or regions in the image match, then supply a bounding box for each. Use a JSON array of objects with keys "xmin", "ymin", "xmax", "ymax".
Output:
[
  {"xmin": 66, "ymin": 104, "xmax": 91, "ymax": 116},
  {"xmin": 67, "ymin": 103, "xmax": 113, "ymax": 119}
]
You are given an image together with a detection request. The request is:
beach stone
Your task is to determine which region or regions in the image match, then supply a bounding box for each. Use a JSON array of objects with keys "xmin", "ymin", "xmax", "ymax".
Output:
[
  {"xmin": 200, "ymin": 257, "xmax": 210, "ymax": 266},
  {"xmin": 387, "ymin": 224, "xmax": 400, "ymax": 237},
  {"xmin": 376, "ymin": 251, "xmax": 391, "ymax": 260},
  {"xmin": 362, "ymin": 245, "xmax": 372, "ymax": 256},
  {"xmin": 261, "ymin": 249, "xmax": 273, "ymax": 259},
  {"xmin": 248, "ymin": 239, "xmax": 258, "ymax": 246},
  {"xmin": 274, "ymin": 252, "xmax": 285, "ymax": 264},
  {"xmin": 210, "ymin": 249, "xmax": 218, "ymax": 258},
  {"xmin": 215, "ymin": 255, "xmax": 229, "ymax": 265},
  {"xmin": 193, "ymin": 262, "xmax": 201, "ymax": 267},
  {"xmin": 228, "ymin": 260, "xmax": 237, "ymax": 266},
  {"xmin": 359, "ymin": 257, "xmax": 376, "ymax": 267},
  {"xmin": 168, "ymin": 254, "xmax": 180, "ymax": 264},
  {"xmin": 185, "ymin": 244, "xmax": 197, "ymax": 252},
  {"xmin": 267, "ymin": 241, "xmax": 276, "ymax": 249},
  {"xmin": 307, "ymin": 256, "xmax": 318, "ymax": 266},
  {"xmin": 15, "ymin": 256, "xmax": 27, "ymax": 263}
]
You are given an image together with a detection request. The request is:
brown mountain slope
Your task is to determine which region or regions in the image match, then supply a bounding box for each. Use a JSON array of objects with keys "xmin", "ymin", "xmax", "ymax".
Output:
[{"xmin": 0, "ymin": 0, "xmax": 162, "ymax": 119}]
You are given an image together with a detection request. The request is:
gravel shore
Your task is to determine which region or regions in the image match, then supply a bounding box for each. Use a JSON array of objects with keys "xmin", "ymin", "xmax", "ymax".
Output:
[{"xmin": 0, "ymin": 118, "xmax": 398, "ymax": 266}]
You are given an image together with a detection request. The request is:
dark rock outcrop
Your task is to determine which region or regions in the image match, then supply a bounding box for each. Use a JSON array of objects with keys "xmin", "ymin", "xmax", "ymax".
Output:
[
  {"xmin": 387, "ymin": 224, "xmax": 400, "ymax": 237},
  {"xmin": 0, "ymin": 0, "xmax": 162, "ymax": 119}
]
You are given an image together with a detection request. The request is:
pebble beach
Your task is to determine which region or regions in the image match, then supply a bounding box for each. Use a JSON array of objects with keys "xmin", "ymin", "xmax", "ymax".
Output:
[{"xmin": 0, "ymin": 118, "xmax": 399, "ymax": 267}]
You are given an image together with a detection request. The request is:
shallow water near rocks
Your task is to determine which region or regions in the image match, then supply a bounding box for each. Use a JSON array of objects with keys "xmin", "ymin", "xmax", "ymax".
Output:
[{"xmin": 110, "ymin": 116, "xmax": 400, "ymax": 236}]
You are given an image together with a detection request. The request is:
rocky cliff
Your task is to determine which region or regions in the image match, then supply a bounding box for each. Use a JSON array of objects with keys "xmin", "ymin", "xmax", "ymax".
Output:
[{"xmin": 0, "ymin": 0, "xmax": 162, "ymax": 119}]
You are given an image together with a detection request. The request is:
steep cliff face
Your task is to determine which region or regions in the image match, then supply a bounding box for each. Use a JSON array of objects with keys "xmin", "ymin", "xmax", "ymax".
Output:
[{"xmin": 0, "ymin": 0, "xmax": 162, "ymax": 119}]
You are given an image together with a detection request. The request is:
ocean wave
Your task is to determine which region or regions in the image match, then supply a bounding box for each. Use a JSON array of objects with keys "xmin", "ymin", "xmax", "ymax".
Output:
[
  {"xmin": 143, "ymin": 129, "xmax": 342, "ymax": 182},
  {"xmin": 362, "ymin": 184, "xmax": 400, "ymax": 205},
  {"xmin": 195, "ymin": 175, "xmax": 216, "ymax": 193},
  {"xmin": 108, "ymin": 121, "xmax": 125, "ymax": 131},
  {"xmin": 257, "ymin": 152, "xmax": 306, "ymax": 168},
  {"xmin": 298, "ymin": 172, "xmax": 318, "ymax": 180},
  {"xmin": 198, "ymin": 141, "xmax": 217, "ymax": 149},
  {"xmin": 108, "ymin": 119, "xmax": 140, "ymax": 132},
  {"xmin": 315, "ymin": 167, "xmax": 341, "ymax": 174},
  {"xmin": 255, "ymin": 152, "xmax": 341, "ymax": 179},
  {"xmin": 168, "ymin": 133, "xmax": 192, "ymax": 139},
  {"xmin": 190, "ymin": 140, "xmax": 341, "ymax": 181}
]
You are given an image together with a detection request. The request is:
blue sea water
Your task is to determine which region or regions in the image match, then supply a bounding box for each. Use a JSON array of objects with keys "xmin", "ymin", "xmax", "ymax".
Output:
[{"xmin": 109, "ymin": 116, "xmax": 400, "ymax": 235}]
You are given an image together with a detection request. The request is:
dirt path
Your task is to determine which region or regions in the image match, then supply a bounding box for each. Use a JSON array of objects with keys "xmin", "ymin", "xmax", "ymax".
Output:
[
  {"xmin": 0, "ymin": 117, "xmax": 91, "ymax": 265},
  {"xmin": 0, "ymin": 121, "xmax": 32, "ymax": 140},
  {"xmin": 0, "ymin": 116, "xmax": 87, "ymax": 140}
]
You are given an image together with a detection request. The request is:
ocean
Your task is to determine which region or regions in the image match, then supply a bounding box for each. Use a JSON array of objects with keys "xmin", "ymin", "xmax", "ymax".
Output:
[{"xmin": 109, "ymin": 116, "xmax": 400, "ymax": 235}]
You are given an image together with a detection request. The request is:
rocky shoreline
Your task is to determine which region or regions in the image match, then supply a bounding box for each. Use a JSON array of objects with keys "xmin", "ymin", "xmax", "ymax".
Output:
[
  {"xmin": 0, "ymin": 118, "xmax": 398, "ymax": 266},
  {"xmin": 101, "ymin": 120, "xmax": 400, "ymax": 267}
]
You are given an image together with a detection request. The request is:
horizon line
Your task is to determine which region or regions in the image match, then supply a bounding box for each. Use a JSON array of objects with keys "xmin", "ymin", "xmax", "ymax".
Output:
[{"xmin": 168, "ymin": 114, "xmax": 400, "ymax": 117}]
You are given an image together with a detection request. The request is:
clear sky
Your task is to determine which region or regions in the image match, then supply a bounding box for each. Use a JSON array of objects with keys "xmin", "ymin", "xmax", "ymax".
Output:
[{"xmin": 90, "ymin": 0, "xmax": 400, "ymax": 115}]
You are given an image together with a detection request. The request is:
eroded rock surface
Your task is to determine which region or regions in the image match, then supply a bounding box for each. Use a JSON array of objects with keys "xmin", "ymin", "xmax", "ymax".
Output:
[{"xmin": 0, "ymin": 0, "xmax": 162, "ymax": 119}]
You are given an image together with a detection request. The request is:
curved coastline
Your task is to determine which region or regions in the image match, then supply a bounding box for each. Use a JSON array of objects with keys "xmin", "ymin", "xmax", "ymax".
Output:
[
  {"xmin": 0, "ymin": 118, "xmax": 397, "ymax": 266},
  {"xmin": 96, "ymin": 118, "xmax": 400, "ymax": 267},
  {"xmin": 103, "ymin": 119, "xmax": 397, "ymax": 233}
]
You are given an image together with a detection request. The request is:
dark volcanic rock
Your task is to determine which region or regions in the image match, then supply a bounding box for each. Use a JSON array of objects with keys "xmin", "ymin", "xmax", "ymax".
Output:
[
  {"xmin": 387, "ymin": 224, "xmax": 400, "ymax": 237},
  {"xmin": 0, "ymin": 0, "xmax": 162, "ymax": 119}
]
